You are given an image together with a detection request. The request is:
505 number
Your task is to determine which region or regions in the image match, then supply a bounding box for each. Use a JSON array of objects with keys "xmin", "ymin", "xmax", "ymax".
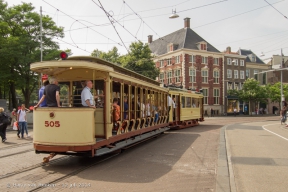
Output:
[{"xmin": 45, "ymin": 121, "xmax": 60, "ymax": 127}]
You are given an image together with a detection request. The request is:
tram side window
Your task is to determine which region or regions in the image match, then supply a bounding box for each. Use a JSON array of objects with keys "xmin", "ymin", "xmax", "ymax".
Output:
[
  {"xmin": 181, "ymin": 96, "xmax": 185, "ymax": 108},
  {"xmin": 95, "ymin": 80, "xmax": 105, "ymax": 108},
  {"xmin": 192, "ymin": 98, "xmax": 196, "ymax": 108},
  {"xmin": 72, "ymin": 81, "xmax": 84, "ymax": 107},
  {"xmin": 186, "ymin": 97, "xmax": 191, "ymax": 108},
  {"xmin": 59, "ymin": 82, "xmax": 70, "ymax": 107}
]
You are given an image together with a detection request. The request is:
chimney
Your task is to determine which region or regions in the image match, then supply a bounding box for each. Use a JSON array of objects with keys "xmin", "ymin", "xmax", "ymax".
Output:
[
  {"xmin": 226, "ymin": 46, "xmax": 231, "ymax": 53},
  {"xmin": 184, "ymin": 17, "xmax": 190, "ymax": 28},
  {"xmin": 148, "ymin": 35, "xmax": 153, "ymax": 43}
]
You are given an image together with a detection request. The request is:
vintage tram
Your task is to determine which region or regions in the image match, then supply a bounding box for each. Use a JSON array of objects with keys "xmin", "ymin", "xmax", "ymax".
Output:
[{"xmin": 31, "ymin": 56, "xmax": 204, "ymax": 161}]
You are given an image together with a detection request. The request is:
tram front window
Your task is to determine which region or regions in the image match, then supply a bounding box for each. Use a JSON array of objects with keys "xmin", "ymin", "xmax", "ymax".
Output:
[{"xmin": 59, "ymin": 82, "xmax": 70, "ymax": 107}]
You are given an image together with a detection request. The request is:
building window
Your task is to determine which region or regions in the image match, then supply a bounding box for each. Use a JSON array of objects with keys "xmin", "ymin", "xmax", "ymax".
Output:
[
  {"xmin": 167, "ymin": 71, "xmax": 172, "ymax": 84},
  {"xmin": 214, "ymin": 58, "xmax": 219, "ymax": 65},
  {"xmin": 201, "ymin": 44, "xmax": 207, "ymax": 50},
  {"xmin": 234, "ymin": 83, "xmax": 239, "ymax": 90},
  {"xmin": 213, "ymin": 70, "xmax": 219, "ymax": 84},
  {"xmin": 202, "ymin": 56, "xmax": 208, "ymax": 64},
  {"xmin": 240, "ymin": 60, "xmax": 244, "ymax": 66},
  {"xmin": 176, "ymin": 55, "xmax": 180, "ymax": 64},
  {"xmin": 246, "ymin": 69, "xmax": 250, "ymax": 78},
  {"xmin": 167, "ymin": 59, "xmax": 171, "ymax": 66},
  {"xmin": 213, "ymin": 89, "xmax": 220, "ymax": 104},
  {"xmin": 234, "ymin": 70, "xmax": 238, "ymax": 79},
  {"xmin": 159, "ymin": 73, "xmax": 164, "ymax": 83},
  {"xmin": 263, "ymin": 73, "xmax": 266, "ymax": 84},
  {"xmin": 174, "ymin": 69, "xmax": 181, "ymax": 83},
  {"xmin": 189, "ymin": 55, "xmax": 195, "ymax": 63},
  {"xmin": 202, "ymin": 70, "xmax": 208, "ymax": 83},
  {"xmin": 203, "ymin": 88, "xmax": 208, "ymax": 104},
  {"xmin": 227, "ymin": 58, "xmax": 232, "ymax": 65},
  {"xmin": 240, "ymin": 70, "xmax": 245, "ymax": 79},
  {"xmin": 189, "ymin": 68, "xmax": 196, "ymax": 82},
  {"xmin": 234, "ymin": 59, "xmax": 238, "ymax": 66},
  {"xmin": 239, "ymin": 83, "xmax": 243, "ymax": 90},
  {"xmin": 254, "ymin": 69, "xmax": 258, "ymax": 74},
  {"xmin": 227, "ymin": 82, "xmax": 232, "ymax": 90},
  {"xmin": 160, "ymin": 60, "xmax": 163, "ymax": 68},
  {"xmin": 227, "ymin": 69, "xmax": 232, "ymax": 78}
]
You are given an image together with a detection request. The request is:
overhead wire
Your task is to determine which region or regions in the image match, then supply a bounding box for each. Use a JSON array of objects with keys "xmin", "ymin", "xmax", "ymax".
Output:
[
  {"xmin": 264, "ymin": 0, "xmax": 287, "ymax": 19},
  {"xmin": 42, "ymin": 0, "xmax": 123, "ymax": 48},
  {"xmin": 94, "ymin": 0, "xmax": 130, "ymax": 53}
]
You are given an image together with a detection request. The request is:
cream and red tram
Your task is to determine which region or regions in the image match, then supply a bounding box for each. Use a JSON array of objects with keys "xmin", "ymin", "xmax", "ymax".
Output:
[{"xmin": 31, "ymin": 56, "xmax": 204, "ymax": 158}]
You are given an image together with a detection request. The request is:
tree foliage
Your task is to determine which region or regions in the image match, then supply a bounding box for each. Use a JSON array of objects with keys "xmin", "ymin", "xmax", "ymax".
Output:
[
  {"xmin": 266, "ymin": 82, "xmax": 288, "ymax": 107},
  {"xmin": 120, "ymin": 41, "xmax": 159, "ymax": 79},
  {"xmin": 0, "ymin": 1, "xmax": 64, "ymax": 108},
  {"xmin": 91, "ymin": 42, "xmax": 159, "ymax": 80},
  {"xmin": 91, "ymin": 46, "xmax": 120, "ymax": 64}
]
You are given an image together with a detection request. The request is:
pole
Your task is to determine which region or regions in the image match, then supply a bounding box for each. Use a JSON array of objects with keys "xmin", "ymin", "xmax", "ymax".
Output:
[
  {"xmin": 40, "ymin": 6, "xmax": 43, "ymax": 62},
  {"xmin": 192, "ymin": 56, "xmax": 194, "ymax": 90},
  {"xmin": 40, "ymin": 6, "xmax": 43, "ymax": 87},
  {"xmin": 280, "ymin": 48, "xmax": 284, "ymax": 110}
]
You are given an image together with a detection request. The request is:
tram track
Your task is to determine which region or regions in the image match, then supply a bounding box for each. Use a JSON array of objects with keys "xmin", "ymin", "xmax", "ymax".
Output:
[
  {"xmin": 27, "ymin": 152, "xmax": 120, "ymax": 192},
  {"xmin": 0, "ymin": 156, "xmax": 71, "ymax": 180},
  {"xmin": 0, "ymin": 141, "xmax": 33, "ymax": 150}
]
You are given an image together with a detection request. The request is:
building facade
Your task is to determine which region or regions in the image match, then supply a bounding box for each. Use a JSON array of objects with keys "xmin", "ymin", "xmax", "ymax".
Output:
[
  {"xmin": 148, "ymin": 18, "xmax": 224, "ymax": 115},
  {"xmin": 222, "ymin": 47, "xmax": 247, "ymax": 114}
]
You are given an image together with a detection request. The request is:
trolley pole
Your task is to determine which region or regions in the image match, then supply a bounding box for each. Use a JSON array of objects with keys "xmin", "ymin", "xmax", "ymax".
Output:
[{"xmin": 40, "ymin": 6, "xmax": 43, "ymax": 87}]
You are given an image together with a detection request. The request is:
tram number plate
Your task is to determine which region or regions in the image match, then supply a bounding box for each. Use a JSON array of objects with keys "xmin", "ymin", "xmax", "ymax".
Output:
[{"xmin": 45, "ymin": 121, "xmax": 60, "ymax": 127}]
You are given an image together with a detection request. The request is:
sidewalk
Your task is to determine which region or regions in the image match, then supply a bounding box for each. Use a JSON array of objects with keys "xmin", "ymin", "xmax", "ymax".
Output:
[{"xmin": 224, "ymin": 118, "xmax": 288, "ymax": 192}]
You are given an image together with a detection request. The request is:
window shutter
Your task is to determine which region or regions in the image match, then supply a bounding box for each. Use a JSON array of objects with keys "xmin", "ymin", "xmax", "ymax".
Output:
[{"xmin": 201, "ymin": 44, "xmax": 204, "ymax": 50}]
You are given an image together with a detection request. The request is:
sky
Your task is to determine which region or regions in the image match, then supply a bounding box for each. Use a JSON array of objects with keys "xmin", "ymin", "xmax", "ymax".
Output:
[{"xmin": 8, "ymin": 0, "xmax": 288, "ymax": 63}]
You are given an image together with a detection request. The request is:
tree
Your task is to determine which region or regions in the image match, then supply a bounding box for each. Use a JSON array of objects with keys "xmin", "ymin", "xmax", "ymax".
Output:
[
  {"xmin": 121, "ymin": 41, "xmax": 159, "ymax": 79},
  {"xmin": 0, "ymin": 1, "xmax": 64, "ymax": 108},
  {"xmin": 240, "ymin": 78, "xmax": 268, "ymax": 114},
  {"xmin": 266, "ymin": 82, "xmax": 288, "ymax": 108},
  {"xmin": 91, "ymin": 46, "xmax": 120, "ymax": 64}
]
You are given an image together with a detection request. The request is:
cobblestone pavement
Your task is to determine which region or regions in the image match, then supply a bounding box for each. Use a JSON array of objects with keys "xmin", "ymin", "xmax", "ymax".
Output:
[{"xmin": 0, "ymin": 115, "xmax": 280, "ymax": 192}]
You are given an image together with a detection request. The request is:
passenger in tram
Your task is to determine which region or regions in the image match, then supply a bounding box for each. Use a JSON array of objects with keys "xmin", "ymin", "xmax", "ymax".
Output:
[
  {"xmin": 137, "ymin": 97, "xmax": 145, "ymax": 118},
  {"xmin": 172, "ymin": 97, "xmax": 176, "ymax": 121},
  {"xmin": 81, "ymin": 80, "xmax": 96, "ymax": 109},
  {"xmin": 113, "ymin": 98, "xmax": 120, "ymax": 121},
  {"xmin": 73, "ymin": 81, "xmax": 84, "ymax": 107},
  {"xmin": 145, "ymin": 99, "xmax": 151, "ymax": 126},
  {"xmin": 167, "ymin": 95, "xmax": 173, "ymax": 121},
  {"xmin": 34, "ymin": 77, "xmax": 61, "ymax": 108},
  {"xmin": 123, "ymin": 96, "xmax": 128, "ymax": 120},
  {"xmin": 38, "ymin": 80, "xmax": 50, "ymax": 107}
]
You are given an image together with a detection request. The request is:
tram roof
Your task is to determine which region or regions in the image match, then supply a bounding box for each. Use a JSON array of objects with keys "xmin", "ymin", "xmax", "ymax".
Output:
[{"xmin": 30, "ymin": 56, "xmax": 161, "ymax": 86}]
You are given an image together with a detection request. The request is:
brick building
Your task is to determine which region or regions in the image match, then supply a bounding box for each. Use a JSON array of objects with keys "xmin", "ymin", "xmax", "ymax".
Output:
[{"xmin": 148, "ymin": 18, "xmax": 224, "ymax": 115}]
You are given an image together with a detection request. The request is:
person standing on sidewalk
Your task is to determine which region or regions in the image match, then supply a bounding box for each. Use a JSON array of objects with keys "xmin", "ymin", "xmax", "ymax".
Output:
[
  {"xmin": 17, "ymin": 104, "xmax": 30, "ymax": 138},
  {"xmin": 10, "ymin": 108, "xmax": 17, "ymax": 127},
  {"xmin": 0, "ymin": 107, "xmax": 9, "ymax": 142}
]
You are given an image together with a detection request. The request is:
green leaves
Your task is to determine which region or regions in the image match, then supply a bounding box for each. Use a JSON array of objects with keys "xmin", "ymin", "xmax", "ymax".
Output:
[
  {"xmin": 0, "ymin": 1, "xmax": 64, "ymax": 107},
  {"xmin": 91, "ymin": 42, "xmax": 160, "ymax": 80}
]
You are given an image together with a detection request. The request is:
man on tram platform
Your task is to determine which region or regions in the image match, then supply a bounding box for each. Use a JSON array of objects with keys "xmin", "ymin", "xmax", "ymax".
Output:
[
  {"xmin": 81, "ymin": 80, "xmax": 96, "ymax": 109},
  {"xmin": 34, "ymin": 77, "xmax": 61, "ymax": 108}
]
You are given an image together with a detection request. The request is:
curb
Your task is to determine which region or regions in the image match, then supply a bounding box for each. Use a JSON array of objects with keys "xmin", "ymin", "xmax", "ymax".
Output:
[
  {"xmin": 216, "ymin": 124, "xmax": 236, "ymax": 192},
  {"xmin": 225, "ymin": 126, "xmax": 236, "ymax": 192}
]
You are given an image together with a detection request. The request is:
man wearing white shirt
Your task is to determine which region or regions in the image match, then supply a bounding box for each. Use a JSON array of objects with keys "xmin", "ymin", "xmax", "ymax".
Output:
[
  {"xmin": 81, "ymin": 80, "xmax": 96, "ymax": 109},
  {"xmin": 17, "ymin": 104, "xmax": 30, "ymax": 138}
]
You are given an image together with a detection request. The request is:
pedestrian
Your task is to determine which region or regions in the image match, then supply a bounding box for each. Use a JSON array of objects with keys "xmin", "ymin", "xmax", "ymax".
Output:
[
  {"xmin": 234, "ymin": 108, "xmax": 237, "ymax": 117},
  {"xmin": 38, "ymin": 80, "xmax": 50, "ymax": 107},
  {"xmin": 0, "ymin": 107, "xmax": 10, "ymax": 142},
  {"xmin": 10, "ymin": 108, "xmax": 17, "ymax": 127},
  {"xmin": 17, "ymin": 104, "xmax": 30, "ymax": 138},
  {"xmin": 34, "ymin": 77, "xmax": 61, "ymax": 108},
  {"xmin": 210, "ymin": 108, "xmax": 213, "ymax": 117}
]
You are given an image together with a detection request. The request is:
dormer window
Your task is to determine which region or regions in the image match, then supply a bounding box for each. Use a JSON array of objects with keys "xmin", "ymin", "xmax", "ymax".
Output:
[
  {"xmin": 248, "ymin": 54, "xmax": 256, "ymax": 62},
  {"xmin": 201, "ymin": 44, "xmax": 207, "ymax": 50},
  {"xmin": 167, "ymin": 43, "xmax": 178, "ymax": 52},
  {"xmin": 197, "ymin": 41, "xmax": 207, "ymax": 51}
]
